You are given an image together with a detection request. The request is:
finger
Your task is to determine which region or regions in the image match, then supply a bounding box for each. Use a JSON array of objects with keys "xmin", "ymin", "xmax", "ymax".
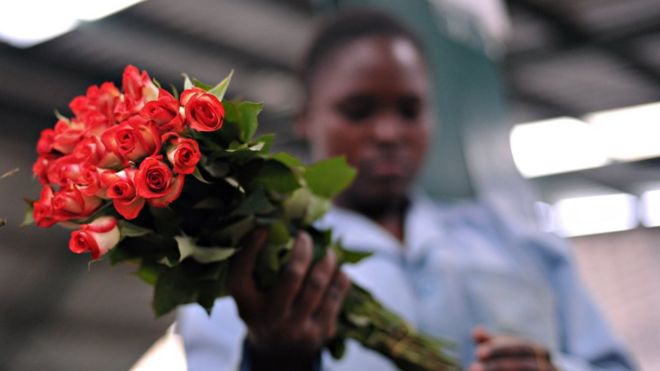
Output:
[
  {"xmin": 292, "ymin": 249, "xmax": 337, "ymax": 319},
  {"xmin": 482, "ymin": 358, "xmax": 553, "ymax": 371},
  {"xmin": 227, "ymin": 228, "xmax": 268, "ymax": 303},
  {"xmin": 472, "ymin": 326, "xmax": 492, "ymax": 344},
  {"xmin": 478, "ymin": 340, "xmax": 550, "ymax": 361},
  {"xmin": 266, "ymin": 231, "xmax": 314, "ymax": 319},
  {"xmin": 314, "ymin": 270, "xmax": 351, "ymax": 339}
]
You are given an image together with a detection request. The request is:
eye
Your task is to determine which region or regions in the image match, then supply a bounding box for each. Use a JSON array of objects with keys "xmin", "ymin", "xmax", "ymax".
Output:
[
  {"xmin": 336, "ymin": 96, "xmax": 377, "ymax": 123},
  {"xmin": 398, "ymin": 96, "xmax": 422, "ymax": 121}
]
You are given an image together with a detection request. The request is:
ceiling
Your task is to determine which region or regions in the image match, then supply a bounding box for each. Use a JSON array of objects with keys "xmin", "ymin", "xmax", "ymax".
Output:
[{"xmin": 1, "ymin": 1, "xmax": 659, "ymax": 370}]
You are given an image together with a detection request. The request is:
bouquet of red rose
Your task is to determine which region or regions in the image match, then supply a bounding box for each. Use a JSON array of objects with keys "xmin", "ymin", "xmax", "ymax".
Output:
[{"xmin": 26, "ymin": 65, "xmax": 457, "ymax": 370}]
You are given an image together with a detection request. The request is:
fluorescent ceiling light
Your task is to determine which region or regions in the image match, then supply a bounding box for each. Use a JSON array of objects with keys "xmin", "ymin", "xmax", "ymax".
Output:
[
  {"xmin": 68, "ymin": 0, "xmax": 145, "ymax": 21},
  {"xmin": 510, "ymin": 117, "xmax": 610, "ymax": 178},
  {"xmin": 640, "ymin": 189, "xmax": 660, "ymax": 228},
  {"xmin": 553, "ymin": 193, "xmax": 637, "ymax": 237},
  {"xmin": 0, "ymin": 2, "xmax": 78, "ymax": 48},
  {"xmin": 0, "ymin": 0, "xmax": 144, "ymax": 48},
  {"xmin": 586, "ymin": 102, "xmax": 660, "ymax": 161}
]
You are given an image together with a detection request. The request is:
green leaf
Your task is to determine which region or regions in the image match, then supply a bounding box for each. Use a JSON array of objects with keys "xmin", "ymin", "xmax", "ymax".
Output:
[
  {"xmin": 54, "ymin": 110, "xmax": 70, "ymax": 124},
  {"xmin": 209, "ymin": 69, "xmax": 234, "ymax": 101},
  {"xmin": 304, "ymin": 156, "xmax": 357, "ymax": 198},
  {"xmin": 192, "ymin": 167, "xmax": 212, "ymax": 184},
  {"xmin": 182, "ymin": 73, "xmax": 193, "ymax": 90},
  {"xmin": 272, "ymin": 152, "xmax": 303, "ymax": 169},
  {"xmin": 137, "ymin": 260, "xmax": 163, "ymax": 285},
  {"xmin": 192, "ymin": 78, "xmax": 212, "ymax": 91},
  {"xmin": 251, "ymin": 159, "xmax": 300, "ymax": 194},
  {"xmin": 118, "ymin": 220, "xmax": 153, "ymax": 239},
  {"xmin": 149, "ymin": 206, "xmax": 180, "ymax": 237},
  {"xmin": 21, "ymin": 203, "xmax": 34, "ymax": 227},
  {"xmin": 175, "ymin": 235, "xmax": 236, "ymax": 264},
  {"xmin": 332, "ymin": 241, "xmax": 373, "ymax": 264},
  {"xmin": 234, "ymin": 188, "xmax": 275, "ymax": 216},
  {"xmin": 267, "ymin": 220, "xmax": 291, "ymax": 246},
  {"xmin": 153, "ymin": 266, "xmax": 197, "ymax": 316},
  {"xmin": 223, "ymin": 101, "xmax": 263, "ymax": 142},
  {"xmin": 253, "ymin": 133, "xmax": 275, "ymax": 154},
  {"xmin": 209, "ymin": 215, "xmax": 255, "ymax": 246}
]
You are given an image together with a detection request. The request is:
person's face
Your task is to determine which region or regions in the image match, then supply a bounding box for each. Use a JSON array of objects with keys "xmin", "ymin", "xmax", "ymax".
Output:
[{"xmin": 300, "ymin": 36, "xmax": 432, "ymax": 206}]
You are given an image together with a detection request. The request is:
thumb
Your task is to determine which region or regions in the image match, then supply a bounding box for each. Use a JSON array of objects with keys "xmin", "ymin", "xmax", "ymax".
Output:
[{"xmin": 472, "ymin": 325, "xmax": 492, "ymax": 344}]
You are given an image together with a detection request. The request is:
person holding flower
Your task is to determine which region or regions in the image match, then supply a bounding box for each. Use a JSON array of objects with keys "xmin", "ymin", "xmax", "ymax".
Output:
[{"xmin": 177, "ymin": 9, "xmax": 635, "ymax": 371}]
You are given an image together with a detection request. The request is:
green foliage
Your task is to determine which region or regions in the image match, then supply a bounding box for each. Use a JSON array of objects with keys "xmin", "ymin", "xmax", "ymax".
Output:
[
  {"xmin": 118, "ymin": 220, "xmax": 153, "ymax": 239},
  {"xmin": 21, "ymin": 203, "xmax": 34, "ymax": 227},
  {"xmin": 175, "ymin": 235, "xmax": 236, "ymax": 264},
  {"xmin": 223, "ymin": 101, "xmax": 263, "ymax": 142},
  {"xmin": 304, "ymin": 157, "xmax": 357, "ymax": 198},
  {"xmin": 249, "ymin": 159, "xmax": 300, "ymax": 194},
  {"xmin": 209, "ymin": 70, "xmax": 233, "ymax": 101}
]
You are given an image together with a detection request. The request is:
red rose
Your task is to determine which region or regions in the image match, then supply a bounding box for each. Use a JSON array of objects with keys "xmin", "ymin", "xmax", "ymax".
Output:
[
  {"xmin": 164, "ymin": 134, "xmax": 201, "ymax": 174},
  {"xmin": 52, "ymin": 119, "xmax": 86, "ymax": 154},
  {"xmin": 102, "ymin": 168, "xmax": 145, "ymax": 220},
  {"xmin": 51, "ymin": 184, "xmax": 102, "ymax": 222},
  {"xmin": 113, "ymin": 66, "xmax": 158, "ymax": 121},
  {"xmin": 69, "ymin": 216, "xmax": 120, "ymax": 260},
  {"xmin": 72, "ymin": 136, "xmax": 121, "ymax": 169},
  {"xmin": 135, "ymin": 156, "xmax": 184, "ymax": 207},
  {"xmin": 140, "ymin": 89, "xmax": 184, "ymax": 134},
  {"xmin": 45, "ymin": 154, "xmax": 79, "ymax": 186},
  {"xmin": 76, "ymin": 164, "xmax": 105, "ymax": 197},
  {"xmin": 33, "ymin": 185, "xmax": 57, "ymax": 227},
  {"xmin": 181, "ymin": 88, "xmax": 224, "ymax": 132},
  {"xmin": 37, "ymin": 128, "xmax": 55, "ymax": 155},
  {"xmin": 101, "ymin": 116, "xmax": 160, "ymax": 164}
]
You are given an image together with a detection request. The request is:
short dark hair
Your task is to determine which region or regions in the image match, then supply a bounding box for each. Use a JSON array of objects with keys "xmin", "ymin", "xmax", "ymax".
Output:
[{"xmin": 300, "ymin": 8, "xmax": 425, "ymax": 95}]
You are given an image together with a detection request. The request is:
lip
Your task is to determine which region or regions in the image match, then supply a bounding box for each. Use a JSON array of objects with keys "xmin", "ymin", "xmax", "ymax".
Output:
[{"xmin": 370, "ymin": 160, "xmax": 407, "ymax": 177}]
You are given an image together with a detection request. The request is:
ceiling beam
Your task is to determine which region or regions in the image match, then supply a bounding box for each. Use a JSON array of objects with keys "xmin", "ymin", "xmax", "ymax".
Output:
[{"xmin": 506, "ymin": 0, "xmax": 660, "ymax": 87}]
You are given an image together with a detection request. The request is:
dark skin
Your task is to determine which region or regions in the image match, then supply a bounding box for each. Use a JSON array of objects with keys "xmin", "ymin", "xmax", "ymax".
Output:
[{"xmin": 229, "ymin": 35, "xmax": 557, "ymax": 370}]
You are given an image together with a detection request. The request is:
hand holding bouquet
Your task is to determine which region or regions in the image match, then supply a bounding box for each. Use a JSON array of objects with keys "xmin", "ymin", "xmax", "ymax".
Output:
[{"xmin": 26, "ymin": 65, "xmax": 458, "ymax": 370}]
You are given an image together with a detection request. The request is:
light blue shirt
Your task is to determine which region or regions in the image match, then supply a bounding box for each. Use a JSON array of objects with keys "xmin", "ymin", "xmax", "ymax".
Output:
[{"xmin": 177, "ymin": 192, "xmax": 635, "ymax": 370}]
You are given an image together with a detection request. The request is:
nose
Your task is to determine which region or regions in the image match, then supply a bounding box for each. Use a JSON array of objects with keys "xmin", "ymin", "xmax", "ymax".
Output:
[{"xmin": 372, "ymin": 113, "xmax": 404, "ymax": 144}]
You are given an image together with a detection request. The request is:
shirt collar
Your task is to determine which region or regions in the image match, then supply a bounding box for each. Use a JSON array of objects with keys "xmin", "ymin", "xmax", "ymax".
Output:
[{"xmin": 317, "ymin": 189, "xmax": 448, "ymax": 263}]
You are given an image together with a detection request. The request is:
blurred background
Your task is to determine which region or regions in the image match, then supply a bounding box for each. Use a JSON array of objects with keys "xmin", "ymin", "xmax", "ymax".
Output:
[{"xmin": 1, "ymin": 0, "xmax": 659, "ymax": 370}]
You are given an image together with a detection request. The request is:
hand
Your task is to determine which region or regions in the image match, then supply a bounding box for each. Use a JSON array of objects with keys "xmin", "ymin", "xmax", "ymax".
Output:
[
  {"xmin": 469, "ymin": 327, "xmax": 557, "ymax": 371},
  {"xmin": 227, "ymin": 229, "xmax": 351, "ymax": 370}
]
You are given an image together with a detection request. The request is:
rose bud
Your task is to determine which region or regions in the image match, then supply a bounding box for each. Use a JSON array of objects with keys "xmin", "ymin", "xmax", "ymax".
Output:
[
  {"xmin": 51, "ymin": 184, "xmax": 103, "ymax": 222},
  {"xmin": 73, "ymin": 136, "xmax": 121, "ymax": 169},
  {"xmin": 122, "ymin": 65, "xmax": 158, "ymax": 104},
  {"xmin": 33, "ymin": 185, "xmax": 57, "ymax": 227},
  {"xmin": 52, "ymin": 119, "xmax": 86, "ymax": 154},
  {"xmin": 102, "ymin": 168, "xmax": 145, "ymax": 220},
  {"xmin": 181, "ymin": 88, "xmax": 224, "ymax": 132},
  {"xmin": 164, "ymin": 134, "xmax": 201, "ymax": 174},
  {"xmin": 135, "ymin": 156, "xmax": 184, "ymax": 207},
  {"xmin": 101, "ymin": 116, "xmax": 161, "ymax": 164},
  {"xmin": 69, "ymin": 216, "xmax": 120, "ymax": 260},
  {"xmin": 37, "ymin": 128, "xmax": 55, "ymax": 155},
  {"xmin": 33, "ymin": 155, "xmax": 55, "ymax": 185},
  {"xmin": 140, "ymin": 89, "xmax": 184, "ymax": 134}
]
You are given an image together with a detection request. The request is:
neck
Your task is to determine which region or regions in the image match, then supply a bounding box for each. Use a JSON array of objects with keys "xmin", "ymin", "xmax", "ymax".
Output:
[{"xmin": 336, "ymin": 194, "xmax": 409, "ymax": 242}]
